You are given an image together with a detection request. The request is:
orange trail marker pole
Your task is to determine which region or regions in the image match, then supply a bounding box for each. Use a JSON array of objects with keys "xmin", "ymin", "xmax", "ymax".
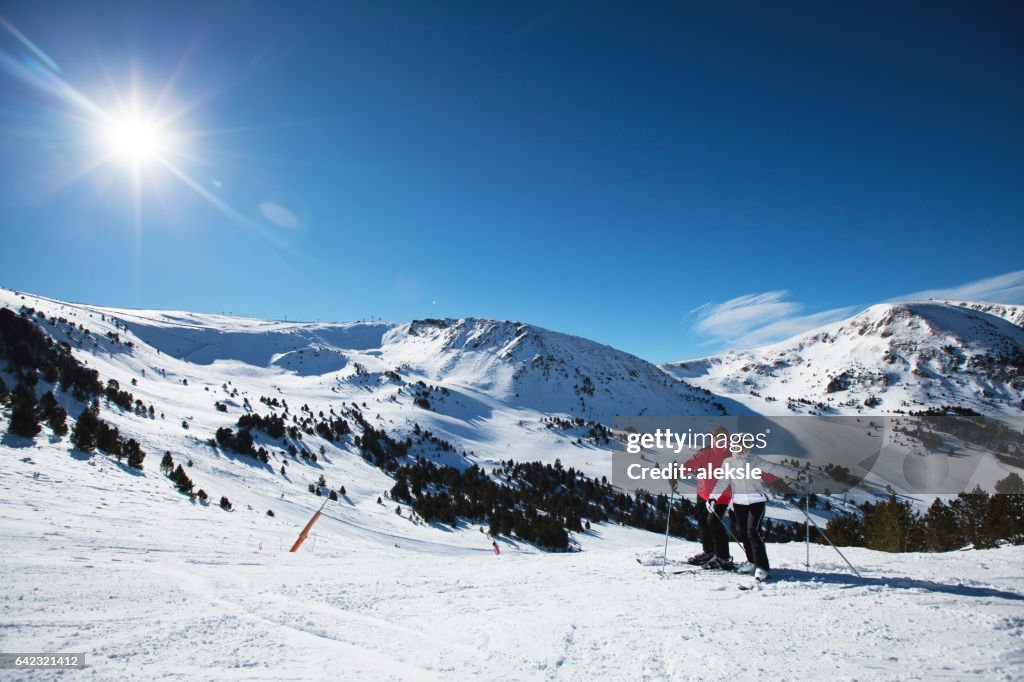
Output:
[{"xmin": 290, "ymin": 497, "xmax": 329, "ymax": 553}]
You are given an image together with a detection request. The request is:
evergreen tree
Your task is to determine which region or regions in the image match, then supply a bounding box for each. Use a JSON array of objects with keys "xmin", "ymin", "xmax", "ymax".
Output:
[
  {"xmin": 95, "ymin": 421, "xmax": 121, "ymax": 457},
  {"xmin": 984, "ymin": 474, "xmax": 1024, "ymax": 545},
  {"xmin": 123, "ymin": 438, "xmax": 145, "ymax": 469},
  {"xmin": 7, "ymin": 381, "xmax": 41, "ymax": 438},
  {"xmin": 995, "ymin": 473, "xmax": 1024, "ymax": 495},
  {"xmin": 862, "ymin": 490, "xmax": 925, "ymax": 552},
  {"xmin": 171, "ymin": 464, "xmax": 194, "ymax": 494},
  {"xmin": 825, "ymin": 512, "xmax": 864, "ymax": 547},
  {"xmin": 38, "ymin": 390, "xmax": 57, "ymax": 416},
  {"xmin": 219, "ymin": 496, "xmax": 232, "ymax": 510},
  {"xmin": 922, "ymin": 498, "xmax": 963, "ymax": 551},
  {"xmin": 46, "ymin": 406, "xmax": 68, "ymax": 436},
  {"xmin": 39, "ymin": 390, "xmax": 69, "ymax": 436},
  {"xmin": 70, "ymin": 408, "xmax": 100, "ymax": 452},
  {"xmin": 391, "ymin": 478, "xmax": 411, "ymax": 502},
  {"xmin": 161, "ymin": 452, "xmax": 174, "ymax": 475},
  {"xmin": 952, "ymin": 486, "xmax": 995, "ymax": 549}
]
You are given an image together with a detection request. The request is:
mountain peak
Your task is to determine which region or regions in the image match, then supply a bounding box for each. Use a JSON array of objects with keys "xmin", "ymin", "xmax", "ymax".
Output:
[{"xmin": 662, "ymin": 300, "xmax": 1024, "ymax": 416}]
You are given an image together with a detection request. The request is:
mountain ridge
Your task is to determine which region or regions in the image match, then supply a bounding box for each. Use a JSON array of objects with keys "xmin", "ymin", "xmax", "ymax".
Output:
[{"xmin": 661, "ymin": 300, "xmax": 1024, "ymax": 416}]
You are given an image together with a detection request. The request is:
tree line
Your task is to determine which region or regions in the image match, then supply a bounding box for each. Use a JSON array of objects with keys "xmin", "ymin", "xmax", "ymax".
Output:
[{"xmin": 825, "ymin": 475, "xmax": 1024, "ymax": 552}]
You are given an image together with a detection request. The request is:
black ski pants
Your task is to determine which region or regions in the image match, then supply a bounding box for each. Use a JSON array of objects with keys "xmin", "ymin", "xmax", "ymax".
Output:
[
  {"xmin": 696, "ymin": 499, "xmax": 730, "ymax": 560},
  {"xmin": 733, "ymin": 501, "xmax": 770, "ymax": 571}
]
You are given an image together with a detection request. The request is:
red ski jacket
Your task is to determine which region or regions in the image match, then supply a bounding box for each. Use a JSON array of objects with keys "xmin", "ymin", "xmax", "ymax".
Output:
[{"xmin": 680, "ymin": 445, "xmax": 733, "ymax": 505}]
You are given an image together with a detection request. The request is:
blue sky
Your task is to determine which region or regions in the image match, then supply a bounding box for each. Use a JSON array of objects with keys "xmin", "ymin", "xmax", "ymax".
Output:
[{"xmin": 0, "ymin": 1, "xmax": 1021, "ymax": 362}]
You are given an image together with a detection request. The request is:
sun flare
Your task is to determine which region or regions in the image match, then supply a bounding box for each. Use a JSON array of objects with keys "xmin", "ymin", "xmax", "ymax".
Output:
[{"xmin": 102, "ymin": 112, "xmax": 168, "ymax": 164}]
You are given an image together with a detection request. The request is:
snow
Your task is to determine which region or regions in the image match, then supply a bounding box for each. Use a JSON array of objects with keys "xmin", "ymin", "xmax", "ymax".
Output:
[
  {"xmin": 662, "ymin": 301, "xmax": 1024, "ymax": 417},
  {"xmin": 3, "ymin": 442, "xmax": 1024, "ymax": 680},
  {"xmin": 2, "ymin": 288, "xmax": 1024, "ymax": 679}
]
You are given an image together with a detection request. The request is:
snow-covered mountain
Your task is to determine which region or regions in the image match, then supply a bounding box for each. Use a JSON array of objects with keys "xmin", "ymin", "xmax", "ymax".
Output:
[
  {"xmin": 85, "ymin": 301, "xmax": 725, "ymax": 423},
  {"xmin": 4, "ymin": 288, "xmax": 1024, "ymax": 679},
  {"xmin": 0, "ymin": 287, "xmax": 728, "ymax": 521},
  {"xmin": 662, "ymin": 301, "xmax": 1024, "ymax": 416}
]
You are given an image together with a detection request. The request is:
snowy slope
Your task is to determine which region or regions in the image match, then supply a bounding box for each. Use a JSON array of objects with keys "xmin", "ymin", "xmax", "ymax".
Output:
[
  {"xmin": 1, "ymin": 288, "xmax": 726, "ymax": 486},
  {"xmin": 662, "ymin": 301, "xmax": 1024, "ymax": 416},
  {"xmin": 2, "ymin": 442, "xmax": 1023, "ymax": 680},
  {"xmin": 79, "ymin": 302, "xmax": 723, "ymax": 421},
  {"xmin": 3, "ymin": 288, "xmax": 1024, "ymax": 679}
]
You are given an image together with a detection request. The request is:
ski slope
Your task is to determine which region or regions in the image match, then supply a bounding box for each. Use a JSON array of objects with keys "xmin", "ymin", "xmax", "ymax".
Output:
[
  {"xmin": 2, "ymin": 288, "xmax": 1024, "ymax": 679},
  {"xmin": 2, "ymin": 441, "xmax": 1024, "ymax": 680}
]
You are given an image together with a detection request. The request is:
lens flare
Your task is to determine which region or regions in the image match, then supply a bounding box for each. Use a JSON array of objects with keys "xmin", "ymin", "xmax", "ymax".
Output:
[{"xmin": 102, "ymin": 112, "xmax": 167, "ymax": 164}]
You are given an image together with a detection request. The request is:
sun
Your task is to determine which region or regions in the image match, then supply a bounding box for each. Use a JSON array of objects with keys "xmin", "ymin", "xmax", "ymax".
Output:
[{"xmin": 101, "ymin": 111, "xmax": 168, "ymax": 165}]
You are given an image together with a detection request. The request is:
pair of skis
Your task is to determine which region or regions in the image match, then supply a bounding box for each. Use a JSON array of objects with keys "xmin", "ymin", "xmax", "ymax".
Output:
[{"xmin": 637, "ymin": 555, "xmax": 767, "ymax": 589}]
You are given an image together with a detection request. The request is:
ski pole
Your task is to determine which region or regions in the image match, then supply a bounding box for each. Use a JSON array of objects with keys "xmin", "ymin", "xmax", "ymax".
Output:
[
  {"xmin": 708, "ymin": 502, "xmax": 747, "ymax": 560},
  {"xmin": 786, "ymin": 498, "xmax": 861, "ymax": 578},
  {"xmin": 659, "ymin": 487, "xmax": 675, "ymax": 576},
  {"xmin": 805, "ymin": 495, "xmax": 810, "ymax": 570}
]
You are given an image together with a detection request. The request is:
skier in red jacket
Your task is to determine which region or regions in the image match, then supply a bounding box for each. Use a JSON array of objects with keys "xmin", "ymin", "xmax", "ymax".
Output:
[{"xmin": 682, "ymin": 425, "xmax": 734, "ymax": 570}]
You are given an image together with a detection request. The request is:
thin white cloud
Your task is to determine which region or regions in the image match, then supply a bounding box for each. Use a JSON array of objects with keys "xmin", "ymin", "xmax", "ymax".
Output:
[
  {"xmin": 691, "ymin": 291, "xmax": 854, "ymax": 350},
  {"xmin": 893, "ymin": 270, "xmax": 1024, "ymax": 304},
  {"xmin": 692, "ymin": 291, "xmax": 795, "ymax": 337}
]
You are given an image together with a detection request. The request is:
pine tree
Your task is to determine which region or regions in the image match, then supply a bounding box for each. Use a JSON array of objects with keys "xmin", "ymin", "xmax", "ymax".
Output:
[
  {"xmin": 7, "ymin": 382, "xmax": 41, "ymax": 438},
  {"xmin": 96, "ymin": 421, "xmax": 121, "ymax": 458},
  {"xmin": 219, "ymin": 496, "xmax": 232, "ymax": 510},
  {"xmin": 984, "ymin": 474, "xmax": 1024, "ymax": 545},
  {"xmin": 39, "ymin": 390, "xmax": 68, "ymax": 436},
  {"xmin": 71, "ymin": 408, "xmax": 100, "ymax": 452},
  {"xmin": 171, "ymin": 464, "xmax": 194, "ymax": 494},
  {"xmin": 862, "ymin": 490, "xmax": 925, "ymax": 552},
  {"xmin": 161, "ymin": 452, "xmax": 174, "ymax": 475},
  {"xmin": 995, "ymin": 473, "xmax": 1024, "ymax": 495},
  {"xmin": 952, "ymin": 486, "xmax": 995, "ymax": 549},
  {"xmin": 123, "ymin": 438, "xmax": 145, "ymax": 469},
  {"xmin": 825, "ymin": 512, "xmax": 864, "ymax": 547},
  {"xmin": 922, "ymin": 498, "xmax": 963, "ymax": 551}
]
